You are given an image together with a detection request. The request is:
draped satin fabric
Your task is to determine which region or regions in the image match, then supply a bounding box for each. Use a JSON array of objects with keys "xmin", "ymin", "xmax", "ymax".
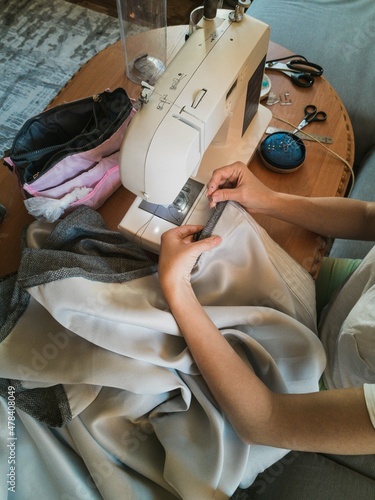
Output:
[{"xmin": 0, "ymin": 203, "xmax": 325, "ymax": 499}]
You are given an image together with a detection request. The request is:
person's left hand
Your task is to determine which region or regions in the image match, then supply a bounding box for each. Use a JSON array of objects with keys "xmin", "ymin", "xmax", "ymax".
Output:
[{"xmin": 159, "ymin": 225, "xmax": 221, "ymax": 303}]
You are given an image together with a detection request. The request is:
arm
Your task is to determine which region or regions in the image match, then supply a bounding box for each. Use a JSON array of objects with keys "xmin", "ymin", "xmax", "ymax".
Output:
[
  {"xmin": 207, "ymin": 162, "xmax": 375, "ymax": 241},
  {"xmin": 159, "ymin": 226, "xmax": 375, "ymax": 454}
]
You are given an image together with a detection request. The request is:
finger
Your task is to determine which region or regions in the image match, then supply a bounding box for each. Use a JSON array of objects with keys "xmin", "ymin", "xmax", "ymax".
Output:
[
  {"xmin": 161, "ymin": 225, "xmax": 204, "ymax": 246},
  {"xmin": 209, "ymin": 187, "xmax": 239, "ymax": 207},
  {"xmin": 207, "ymin": 163, "xmax": 243, "ymax": 196},
  {"xmin": 191, "ymin": 234, "xmax": 222, "ymax": 255},
  {"xmin": 206, "ymin": 176, "xmax": 223, "ymax": 195},
  {"xmin": 176, "ymin": 224, "xmax": 205, "ymax": 240},
  {"xmin": 206, "ymin": 168, "xmax": 234, "ymax": 196}
]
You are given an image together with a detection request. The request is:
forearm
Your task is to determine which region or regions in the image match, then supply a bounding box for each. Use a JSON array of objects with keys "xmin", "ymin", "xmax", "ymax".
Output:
[
  {"xmin": 166, "ymin": 285, "xmax": 275, "ymax": 440},
  {"xmin": 167, "ymin": 287, "xmax": 375, "ymax": 454},
  {"xmin": 261, "ymin": 192, "xmax": 375, "ymax": 241},
  {"xmin": 270, "ymin": 387, "xmax": 375, "ymax": 454},
  {"xmin": 207, "ymin": 163, "xmax": 375, "ymax": 241},
  {"xmin": 159, "ymin": 223, "xmax": 375, "ymax": 454}
]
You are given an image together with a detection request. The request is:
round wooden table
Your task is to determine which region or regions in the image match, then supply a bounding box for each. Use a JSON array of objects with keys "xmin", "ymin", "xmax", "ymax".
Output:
[{"xmin": 0, "ymin": 24, "xmax": 354, "ymax": 278}]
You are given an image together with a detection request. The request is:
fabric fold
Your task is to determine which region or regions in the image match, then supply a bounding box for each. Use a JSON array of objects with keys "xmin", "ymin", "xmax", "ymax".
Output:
[{"xmin": 0, "ymin": 204, "xmax": 325, "ymax": 499}]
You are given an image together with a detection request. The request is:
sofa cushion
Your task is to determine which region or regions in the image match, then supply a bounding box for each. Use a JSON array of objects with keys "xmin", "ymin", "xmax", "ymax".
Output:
[
  {"xmin": 249, "ymin": 0, "xmax": 375, "ymax": 168},
  {"xmin": 329, "ymin": 145, "xmax": 375, "ymax": 258}
]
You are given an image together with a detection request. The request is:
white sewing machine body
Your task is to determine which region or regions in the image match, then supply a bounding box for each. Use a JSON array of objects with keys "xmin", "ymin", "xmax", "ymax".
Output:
[{"xmin": 118, "ymin": 10, "xmax": 271, "ymax": 253}]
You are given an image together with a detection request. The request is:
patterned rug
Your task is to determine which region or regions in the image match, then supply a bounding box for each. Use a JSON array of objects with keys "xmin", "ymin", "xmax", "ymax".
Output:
[{"xmin": 0, "ymin": 0, "xmax": 122, "ymax": 157}]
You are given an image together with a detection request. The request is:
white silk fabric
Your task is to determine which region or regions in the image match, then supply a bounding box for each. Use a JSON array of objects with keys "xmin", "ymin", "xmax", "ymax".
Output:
[{"xmin": 0, "ymin": 202, "xmax": 325, "ymax": 499}]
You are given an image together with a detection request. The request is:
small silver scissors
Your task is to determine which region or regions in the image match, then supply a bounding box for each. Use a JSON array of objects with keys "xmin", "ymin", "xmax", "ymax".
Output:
[{"xmin": 293, "ymin": 105, "xmax": 327, "ymax": 133}]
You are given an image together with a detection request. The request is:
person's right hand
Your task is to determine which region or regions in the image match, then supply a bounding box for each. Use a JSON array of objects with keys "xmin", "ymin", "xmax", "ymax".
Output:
[
  {"xmin": 207, "ymin": 162, "xmax": 276, "ymax": 214},
  {"xmin": 159, "ymin": 225, "xmax": 221, "ymax": 305}
]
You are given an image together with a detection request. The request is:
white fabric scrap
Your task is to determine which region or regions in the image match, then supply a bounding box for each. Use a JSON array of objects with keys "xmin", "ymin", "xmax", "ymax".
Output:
[{"xmin": 24, "ymin": 187, "xmax": 92, "ymax": 222}]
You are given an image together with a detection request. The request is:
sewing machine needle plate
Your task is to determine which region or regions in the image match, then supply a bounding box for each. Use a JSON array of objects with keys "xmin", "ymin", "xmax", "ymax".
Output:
[{"xmin": 139, "ymin": 178, "xmax": 204, "ymax": 225}]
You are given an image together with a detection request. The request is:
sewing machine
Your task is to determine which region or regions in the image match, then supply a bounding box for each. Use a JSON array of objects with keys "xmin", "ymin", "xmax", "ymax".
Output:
[{"xmin": 118, "ymin": 8, "xmax": 271, "ymax": 253}]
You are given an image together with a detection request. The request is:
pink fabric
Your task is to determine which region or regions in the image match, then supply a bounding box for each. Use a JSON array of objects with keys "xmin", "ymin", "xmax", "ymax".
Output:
[
  {"xmin": 68, "ymin": 164, "xmax": 121, "ymax": 211},
  {"xmin": 26, "ymin": 153, "xmax": 119, "ymax": 198},
  {"xmin": 4, "ymin": 157, "xmax": 15, "ymax": 168}
]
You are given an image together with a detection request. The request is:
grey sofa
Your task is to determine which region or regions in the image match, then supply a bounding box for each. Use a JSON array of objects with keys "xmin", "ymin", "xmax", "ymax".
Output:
[{"xmin": 249, "ymin": 0, "xmax": 375, "ymax": 259}]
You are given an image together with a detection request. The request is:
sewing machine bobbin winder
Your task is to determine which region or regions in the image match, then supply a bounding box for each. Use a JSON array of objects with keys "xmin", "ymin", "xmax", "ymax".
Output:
[{"xmin": 118, "ymin": 6, "xmax": 271, "ymax": 253}]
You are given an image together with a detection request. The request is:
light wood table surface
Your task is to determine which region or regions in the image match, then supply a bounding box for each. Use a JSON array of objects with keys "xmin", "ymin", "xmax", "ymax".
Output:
[{"xmin": 0, "ymin": 24, "xmax": 354, "ymax": 278}]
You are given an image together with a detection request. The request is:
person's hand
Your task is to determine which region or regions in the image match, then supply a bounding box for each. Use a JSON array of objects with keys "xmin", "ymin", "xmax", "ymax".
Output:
[
  {"xmin": 207, "ymin": 161, "xmax": 275, "ymax": 213},
  {"xmin": 159, "ymin": 225, "xmax": 221, "ymax": 304}
]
